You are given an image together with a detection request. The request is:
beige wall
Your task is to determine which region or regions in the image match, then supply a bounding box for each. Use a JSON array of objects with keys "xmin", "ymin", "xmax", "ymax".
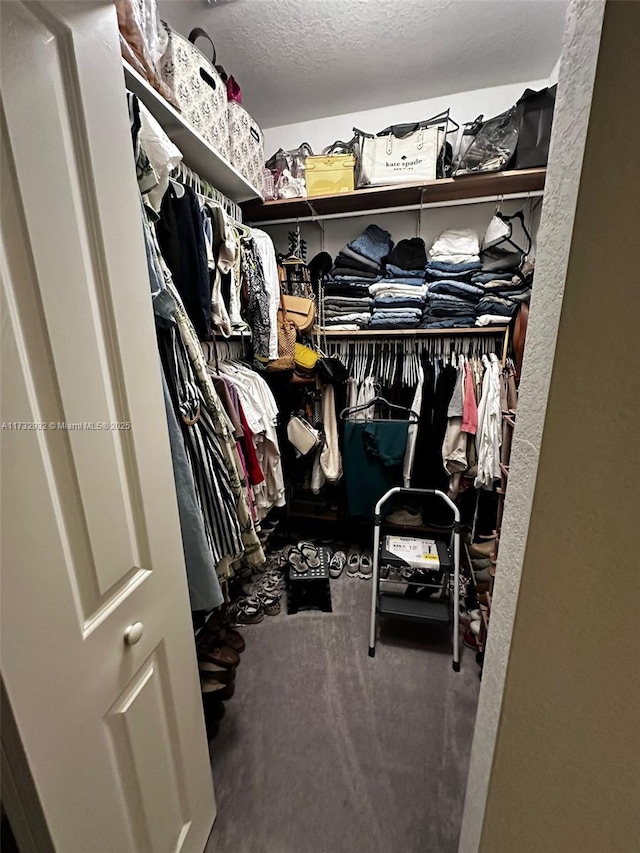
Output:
[{"xmin": 473, "ymin": 2, "xmax": 640, "ymax": 850}]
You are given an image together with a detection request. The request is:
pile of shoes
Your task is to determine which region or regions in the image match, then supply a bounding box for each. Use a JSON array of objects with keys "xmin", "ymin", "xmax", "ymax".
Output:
[
  {"xmin": 462, "ymin": 608, "xmax": 483, "ymax": 650},
  {"xmin": 197, "ymin": 609, "xmax": 247, "ymax": 739},
  {"xmin": 287, "ymin": 539, "xmax": 350, "ymax": 579},
  {"xmin": 462, "ymin": 535, "xmax": 497, "ymax": 651},
  {"xmin": 227, "ymin": 554, "xmax": 287, "ymax": 626}
]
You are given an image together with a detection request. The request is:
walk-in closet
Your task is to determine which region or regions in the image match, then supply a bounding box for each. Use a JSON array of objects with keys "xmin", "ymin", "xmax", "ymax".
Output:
[{"xmin": 2, "ymin": 2, "xmax": 638, "ymax": 852}]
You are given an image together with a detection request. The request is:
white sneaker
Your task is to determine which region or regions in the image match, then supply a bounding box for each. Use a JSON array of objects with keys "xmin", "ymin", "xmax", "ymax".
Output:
[
  {"xmin": 347, "ymin": 548, "xmax": 361, "ymax": 578},
  {"xmin": 359, "ymin": 550, "xmax": 373, "ymax": 579},
  {"xmin": 329, "ymin": 551, "xmax": 347, "ymax": 579}
]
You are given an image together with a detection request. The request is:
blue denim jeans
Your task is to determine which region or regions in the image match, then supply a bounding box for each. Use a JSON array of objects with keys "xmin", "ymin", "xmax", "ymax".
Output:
[
  {"xmin": 348, "ymin": 224, "xmax": 393, "ymax": 264},
  {"xmin": 428, "ymin": 280, "xmax": 484, "ymax": 300}
]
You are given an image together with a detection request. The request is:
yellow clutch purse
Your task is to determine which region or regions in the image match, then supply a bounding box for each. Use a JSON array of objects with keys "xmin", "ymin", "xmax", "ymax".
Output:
[{"xmin": 293, "ymin": 342, "xmax": 319, "ymax": 373}]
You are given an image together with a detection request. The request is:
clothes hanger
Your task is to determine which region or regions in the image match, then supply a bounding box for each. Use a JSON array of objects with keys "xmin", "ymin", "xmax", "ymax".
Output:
[
  {"xmin": 494, "ymin": 210, "xmax": 532, "ymax": 256},
  {"xmin": 168, "ymin": 177, "xmax": 185, "ymax": 198},
  {"xmin": 340, "ymin": 396, "xmax": 419, "ymax": 423}
]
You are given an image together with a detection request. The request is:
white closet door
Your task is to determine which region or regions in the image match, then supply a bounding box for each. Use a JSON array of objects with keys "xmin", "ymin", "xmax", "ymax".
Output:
[{"xmin": 0, "ymin": 2, "xmax": 216, "ymax": 851}]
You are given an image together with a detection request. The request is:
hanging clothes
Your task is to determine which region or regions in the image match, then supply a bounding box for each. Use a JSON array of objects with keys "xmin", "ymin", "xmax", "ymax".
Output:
[
  {"xmin": 140, "ymin": 190, "xmax": 224, "ymax": 610},
  {"xmin": 138, "ymin": 103, "xmax": 183, "ymax": 214},
  {"xmin": 241, "ymin": 240, "xmax": 272, "ymax": 360},
  {"xmin": 166, "ymin": 280, "xmax": 265, "ymax": 568},
  {"xmin": 161, "ymin": 372, "xmax": 224, "ymax": 611},
  {"xmin": 250, "ymin": 227, "xmax": 280, "ymax": 360},
  {"xmin": 343, "ymin": 420, "xmax": 410, "ymax": 517},
  {"xmin": 158, "ymin": 325, "xmax": 244, "ymax": 575},
  {"xmin": 402, "ymin": 363, "xmax": 424, "ymax": 487},
  {"xmin": 320, "ymin": 383, "xmax": 342, "ymax": 484},
  {"xmin": 217, "ymin": 361, "xmax": 286, "ymax": 520},
  {"xmin": 156, "ymin": 183, "xmax": 212, "ymax": 341},
  {"xmin": 475, "ymin": 353, "xmax": 502, "ymax": 489}
]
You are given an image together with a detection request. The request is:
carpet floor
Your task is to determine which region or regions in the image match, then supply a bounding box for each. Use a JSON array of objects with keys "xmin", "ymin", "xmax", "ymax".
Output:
[{"xmin": 206, "ymin": 575, "xmax": 480, "ymax": 853}]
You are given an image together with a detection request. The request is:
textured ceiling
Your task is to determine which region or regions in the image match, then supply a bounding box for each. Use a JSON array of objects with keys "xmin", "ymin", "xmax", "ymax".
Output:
[{"xmin": 158, "ymin": 0, "xmax": 567, "ymax": 128}]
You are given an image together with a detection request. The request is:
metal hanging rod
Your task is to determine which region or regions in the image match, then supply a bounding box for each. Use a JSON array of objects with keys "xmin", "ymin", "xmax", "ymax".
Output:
[
  {"xmin": 174, "ymin": 161, "xmax": 243, "ymax": 223},
  {"xmin": 251, "ymin": 190, "xmax": 543, "ymax": 227}
]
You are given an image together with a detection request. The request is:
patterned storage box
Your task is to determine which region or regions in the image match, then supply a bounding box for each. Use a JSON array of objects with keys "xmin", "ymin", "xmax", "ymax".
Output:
[
  {"xmin": 159, "ymin": 25, "xmax": 229, "ymax": 159},
  {"xmin": 227, "ymin": 102, "xmax": 264, "ymax": 193}
]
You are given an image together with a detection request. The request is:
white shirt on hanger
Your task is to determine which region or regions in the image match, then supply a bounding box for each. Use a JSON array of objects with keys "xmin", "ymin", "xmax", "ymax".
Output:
[{"xmin": 475, "ymin": 353, "xmax": 502, "ymax": 489}]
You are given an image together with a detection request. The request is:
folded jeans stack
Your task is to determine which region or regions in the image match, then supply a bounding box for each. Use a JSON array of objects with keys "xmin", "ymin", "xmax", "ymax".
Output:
[
  {"xmin": 370, "ymin": 308, "xmax": 423, "ymax": 328},
  {"xmin": 369, "ymin": 279, "xmax": 428, "ymax": 327},
  {"xmin": 422, "ymin": 230, "xmax": 483, "ymax": 328},
  {"xmin": 321, "ymin": 284, "xmax": 374, "ymax": 326},
  {"xmin": 322, "ymin": 294, "xmax": 373, "ymax": 328},
  {"xmin": 321, "ymin": 224, "xmax": 393, "ymax": 328},
  {"xmin": 473, "ymin": 240, "xmax": 534, "ymax": 325}
]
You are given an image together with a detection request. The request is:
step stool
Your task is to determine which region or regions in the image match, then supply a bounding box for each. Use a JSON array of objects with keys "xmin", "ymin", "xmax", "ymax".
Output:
[{"xmin": 287, "ymin": 547, "xmax": 332, "ymax": 615}]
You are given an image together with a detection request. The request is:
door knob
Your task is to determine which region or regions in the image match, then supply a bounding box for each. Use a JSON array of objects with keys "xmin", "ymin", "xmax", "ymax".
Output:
[{"xmin": 124, "ymin": 622, "xmax": 144, "ymax": 646}]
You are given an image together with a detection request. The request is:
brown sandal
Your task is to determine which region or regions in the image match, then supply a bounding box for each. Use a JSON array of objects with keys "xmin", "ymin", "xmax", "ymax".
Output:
[
  {"xmin": 197, "ymin": 633, "xmax": 240, "ymax": 669},
  {"xmin": 202, "ymin": 618, "xmax": 246, "ymax": 654}
]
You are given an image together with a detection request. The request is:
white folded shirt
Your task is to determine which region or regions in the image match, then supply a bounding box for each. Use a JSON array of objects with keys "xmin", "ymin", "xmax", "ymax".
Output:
[
  {"xmin": 428, "ymin": 254, "xmax": 481, "ymax": 265},
  {"xmin": 369, "ymin": 282, "xmax": 429, "ymax": 297},
  {"xmin": 475, "ymin": 314, "xmax": 511, "ymax": 326},
  {"xmin": 428, "ymin": 227, "xmax": 480, "ymax": 260}
]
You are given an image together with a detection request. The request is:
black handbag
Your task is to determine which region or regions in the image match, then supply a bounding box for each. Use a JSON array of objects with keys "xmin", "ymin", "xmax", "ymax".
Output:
[
  {"xmin": 513, "ymin": 85, "xmax": 557, "ymax": 169},
  {"xmin": 317, "ymin": 357, "xmax": 349, "ymax": 384}
]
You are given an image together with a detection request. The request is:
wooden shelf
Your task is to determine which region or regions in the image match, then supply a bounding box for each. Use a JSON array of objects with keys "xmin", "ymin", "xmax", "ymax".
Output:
[
  {"xmin": 123, "ymin": 62, "xmax": 261, "ymax": 204},
  {"xmin": 314, "ymin": 326, "xmax": 508, "ymax": 337},
  {"xmin": 243, "ymin": 168, "xmax": 545, "ymax": 223}
]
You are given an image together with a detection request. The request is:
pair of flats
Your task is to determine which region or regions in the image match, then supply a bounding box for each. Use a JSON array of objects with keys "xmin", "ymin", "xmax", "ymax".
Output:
[{"xmin": 346, "ymin": 547, "xmax": 373, "ymax": 579}]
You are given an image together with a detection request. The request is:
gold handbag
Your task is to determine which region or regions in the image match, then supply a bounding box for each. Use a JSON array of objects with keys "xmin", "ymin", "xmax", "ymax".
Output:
[
  {"xmin": 294, "ymin": 342, "xmax": 319, "ymax": 373},
  {"xmin": 278, "ymin": 294, "xmax": 316, "ymax": 333}
]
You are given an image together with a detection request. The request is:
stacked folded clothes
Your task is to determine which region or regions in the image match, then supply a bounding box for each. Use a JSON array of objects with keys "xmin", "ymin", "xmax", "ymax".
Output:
[
  {"xmin": 428, "ymin": 228, "xmax": 480, "ymax": 266},
  {"xmin": 363, "ymin": 238, "xmax": 429, "ymax": 328},
  {"xmin": 472, "ymin": 249, "xmax": 534, "ymax": 326},
  {"xmin": 330, "ymin": 224, "xmax": 393, "ymax": 279},
  {"xmin": 422, "ymin": 229, "xmax": 482, "ymax": 328},
  {"xmin": 321, "ymin": 224, "xmax": 393, "ymax": 327},
  {"xmin": 319, "ymin": 223, "xmax": 535, "ymax": 331},
  {"xmin": 322, "ymin": 295, "xmax": 373, "ymax": 328},
  {"xmin": 369, "ymin": 277, "xmax": 428, "ymax": 328},
  {"xmin": 382, "ymin": 238, "xmax": 428, "ymax": 272},
  {"xmin": 418, "ymin": 227, "xmax": 535, "ymax": 328}
]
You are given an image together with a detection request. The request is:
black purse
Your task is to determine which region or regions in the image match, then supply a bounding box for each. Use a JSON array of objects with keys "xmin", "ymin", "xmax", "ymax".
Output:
[{"xmin": 317, "ymin": 357, "xmax": 349, "ymax": 384}]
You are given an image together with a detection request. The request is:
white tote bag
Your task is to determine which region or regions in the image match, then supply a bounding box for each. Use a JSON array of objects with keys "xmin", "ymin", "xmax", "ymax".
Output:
[{"xmin": 357, "ymin": 126, "xmax": 444, "ymax": 187}]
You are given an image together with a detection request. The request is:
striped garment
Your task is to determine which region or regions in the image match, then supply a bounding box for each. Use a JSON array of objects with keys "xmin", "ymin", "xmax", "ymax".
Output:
[{"xmin": 160, "ymin": 326, "xmax": 243, "ymax": 569}]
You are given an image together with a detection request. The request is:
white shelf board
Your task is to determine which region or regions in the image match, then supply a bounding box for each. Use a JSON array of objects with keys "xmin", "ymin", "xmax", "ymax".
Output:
[{"xmin": 123, "ymin": 62, "xmax": 261, "ymax": 204}]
